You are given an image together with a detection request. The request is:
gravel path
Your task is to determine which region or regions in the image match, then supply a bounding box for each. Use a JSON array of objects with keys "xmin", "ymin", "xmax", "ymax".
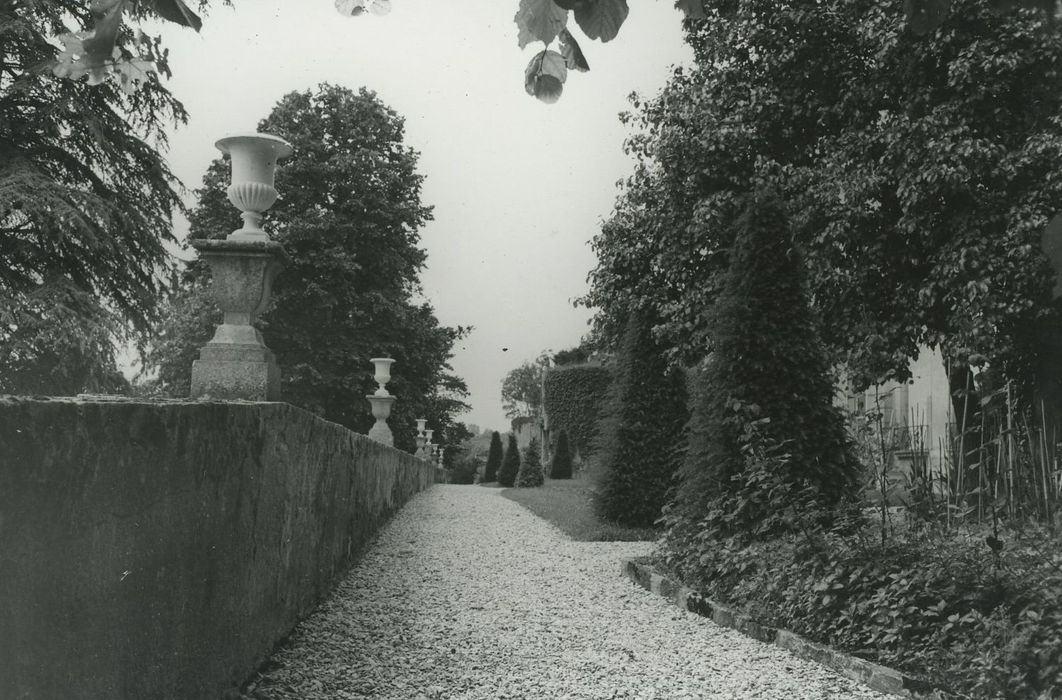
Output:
[{"xmin": 246, "ymin": 485, "xmax": 888, "ymax": 700}]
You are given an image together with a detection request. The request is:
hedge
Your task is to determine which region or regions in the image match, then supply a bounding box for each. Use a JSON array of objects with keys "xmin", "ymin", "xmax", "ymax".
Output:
[{"xmin": 543, "ymin": 364, "xmax": 612, "ymax": 460}]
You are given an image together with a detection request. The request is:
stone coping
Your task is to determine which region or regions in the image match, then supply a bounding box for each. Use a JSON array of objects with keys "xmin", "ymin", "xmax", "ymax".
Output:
[
  {"xmin": 621, "ymin": 557, "xmax": 940, "ymax": 698},
  {"xmin": 0, "ymin": 394, "xmax": 287, "ymax": 406},
  {"xmin": 190, "ymin": 237, "xmax": 292, "ymax": 263}
]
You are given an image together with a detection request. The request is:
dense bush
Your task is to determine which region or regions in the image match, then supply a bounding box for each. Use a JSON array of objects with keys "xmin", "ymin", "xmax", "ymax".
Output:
[
  {"xmin": 594, "ymin": 308, "xmax": 688, "ymax": 527},
  {"xmin": 498, "ymin": 433, "xmax": 520, "ymax": 487},
  {"xmin": 673, "ymin": 190, "xmax": 858, "ymax": 529},
  {"xmin": 543, "ymin": 365, "xmax": 612, "ymax": 460},
  {"xmin": 549, "ymin": 429, "xmax": 573, "ymax": 479},
  {"xmin": 484, "ymin": 431, "xmax": 503, "ymax": 483},
  {"xmin": 515, "ymin": 437, "xmax": 545, "ymax": 487},
  {"xmin": 449, "ymin": 453, "xmax": 480, "ymax": 485}
]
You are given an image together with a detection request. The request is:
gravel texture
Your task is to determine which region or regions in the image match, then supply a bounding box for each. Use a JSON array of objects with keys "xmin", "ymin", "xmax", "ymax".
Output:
[{"xmin": 245, "ymin": 485, "xmax": 889, "ymax": 700}]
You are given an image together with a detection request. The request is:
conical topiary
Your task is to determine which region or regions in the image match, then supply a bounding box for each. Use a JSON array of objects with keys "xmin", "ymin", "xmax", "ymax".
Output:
[
  {"xmin": 515, "ymin": 437, "xmax": 545, "ymax": 487},
  {"xmin": 484, "ymin": 431, "xmax": 503, "ymax": 483},
  {"xmin": 549, "ymin": 429, "xmax": 573, "ymax": 479},
  {"xmin": 674, "ymin": 189, "xmax": 858, "ymax": 527},
  {"xmin": 497, "ymin": 433, "xmax": 520, "ymax": 487},
  {"xmin": 594, "ymin": 308, "xmax": 689, "ymax": 527}
]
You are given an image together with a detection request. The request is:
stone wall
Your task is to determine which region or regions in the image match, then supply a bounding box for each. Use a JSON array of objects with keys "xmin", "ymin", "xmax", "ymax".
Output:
[{"xmin": 0, "ymin": 397, "xmax": 439, "ymax": 700}]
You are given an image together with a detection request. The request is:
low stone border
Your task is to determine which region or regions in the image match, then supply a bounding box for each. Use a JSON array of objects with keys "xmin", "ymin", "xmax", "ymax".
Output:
[{"xmin": 621, "ymin": 558, "xmax": 938, "ymax": 698}]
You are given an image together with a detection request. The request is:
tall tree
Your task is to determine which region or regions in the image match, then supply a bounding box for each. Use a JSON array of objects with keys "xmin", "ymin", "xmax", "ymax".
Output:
[
  {"xmin": 484, "ymin": 431, "xmax": 504, "ymax": 482},
  {"xmin": 146, "ymin": 84, "xmax": 468, "ymax": 450},
  {"xmin": 583, "ymin": 0, "xmax": 1062, "ymax": 405},
  {"xmin": 498, "ymin": 433, "xmax": 521, "ymax": 487},
  {"xmin": 501, "ymin": 359, "xmax": 545, "ymax": 418},
  {"xmin": 0, "ymin": 1, "xmax": 197, "ymax": 393}
]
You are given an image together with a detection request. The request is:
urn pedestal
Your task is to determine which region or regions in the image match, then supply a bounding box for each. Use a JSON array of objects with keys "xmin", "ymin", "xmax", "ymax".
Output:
[
  {"xmin": 189, "ymin": 239, "xmax": 289, "ymax": 400},
  {"xmin": 366, "ymin": 394, "xmax": 396, "ymax": 446}
]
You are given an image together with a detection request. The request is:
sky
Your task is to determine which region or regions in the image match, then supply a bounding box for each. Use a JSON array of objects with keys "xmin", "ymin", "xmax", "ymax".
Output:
[{"xmin": 155, "ymin": 0, "xmax": 693, "ymax": 433}]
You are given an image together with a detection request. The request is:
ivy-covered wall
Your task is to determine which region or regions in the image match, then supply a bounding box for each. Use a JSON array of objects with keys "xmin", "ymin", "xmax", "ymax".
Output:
[{"xmin": 543, "ymin": 364, "xmax": 612, "ymax": 460}]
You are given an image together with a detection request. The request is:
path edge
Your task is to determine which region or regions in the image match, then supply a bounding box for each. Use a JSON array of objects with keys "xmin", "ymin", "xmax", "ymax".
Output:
[{"xmin": 620, "ymin": 557, "xmax": 939, "ymax": 698}]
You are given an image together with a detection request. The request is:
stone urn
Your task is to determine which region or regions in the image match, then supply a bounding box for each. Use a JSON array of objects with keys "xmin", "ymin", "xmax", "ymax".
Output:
[
  {"xmin": 189, "ymin": 132, "xmax": 293, "ymax": 401},
  {"xmin": 216, "ymin": 133, "xmax": 293, "ymax": 241},
  {"xmin": 370, "ymin": 357, "xmax": 395, "ymax": 396},
  {"xmin": 365, "ymin": 357, "xmax": 396, "ymax": 446}
]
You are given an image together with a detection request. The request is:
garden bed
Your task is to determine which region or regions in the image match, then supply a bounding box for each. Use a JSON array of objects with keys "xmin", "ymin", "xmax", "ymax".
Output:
[{"xmin": 656, "ymin": 520, "xmax": 1062, "ymax": 699}]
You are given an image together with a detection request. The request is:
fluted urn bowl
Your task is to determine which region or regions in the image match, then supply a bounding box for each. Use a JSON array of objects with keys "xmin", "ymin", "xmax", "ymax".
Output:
[
  {"xmin": 216, "ymin": 133, "xmax": 294, "ymax": 241},
  {"xmin": 371, "ymin": 357, "xmax": 395, "ymax": 396}
]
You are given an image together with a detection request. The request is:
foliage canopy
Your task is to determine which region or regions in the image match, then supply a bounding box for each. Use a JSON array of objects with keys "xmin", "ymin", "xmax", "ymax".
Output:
[{"xmin": 582, "ymin": 0, "xmax": 1062, "ymax": 401}]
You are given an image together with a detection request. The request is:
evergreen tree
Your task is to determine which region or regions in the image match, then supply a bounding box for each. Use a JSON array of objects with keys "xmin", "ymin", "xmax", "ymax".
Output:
[
  {"xmin": 595, "ymin": 309, "xmax": 689, "ymax": 527},
  {"xmin": 515, "ymin": 437, "xmax": 545, "ymax": 488},
  {"xmin": 497, "ymin": 433, "xmax": 521, "ymax": 488},
  {"xmin": 484, "ymin": 431, "xmax": 503, "ymax": 483},
  {"xmin": 549, "ymin": 429, "xmax": 573, "ymax": 479},
  {"xmin": 675, "ymin": 189, "xmax": 858, "ymax": 525},
  {"xmin": 0, "ymin": 1, "xmax": 196, "ymax": 393}
]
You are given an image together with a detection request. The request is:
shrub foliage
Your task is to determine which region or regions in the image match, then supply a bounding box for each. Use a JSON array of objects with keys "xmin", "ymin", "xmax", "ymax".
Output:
[
  {"xmin": 484, "ymin": 431, "xmax": 503, "ymax": 483},
  {"xmin": 549, "ymin": 429, "xmax": 573, "ymax": 479},
  {"xmin": 543, "ymin": 365, "xmax": 612, "ymax": 460},
  {"xmin": 449, "ymin": 453, "xmax": 479, "ymax": 485},
  {"xmin": 595, "ymin": 309, "xmax": 689, "ymax": 527},
  {"xmin": 673, "ymin": 190, "xmax": 858, "ymax": 527},
  {"xmin": 498, "ymin": 433, "xmax": 520, "ymax": 488},
  {"xmin": 515, "ymin": 437, "xmax": 545, "ymax": 488}
]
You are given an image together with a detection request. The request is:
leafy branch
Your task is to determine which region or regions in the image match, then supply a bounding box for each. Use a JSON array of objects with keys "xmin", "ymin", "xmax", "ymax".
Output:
[{"xmin": 50, "ymin": 0, "xmax": 1062, "ymax": 104}]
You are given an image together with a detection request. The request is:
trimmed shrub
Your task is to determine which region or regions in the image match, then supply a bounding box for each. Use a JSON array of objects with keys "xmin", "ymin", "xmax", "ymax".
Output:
[
  {"xmin": 595, "ymin": 308, "xmax": 688, "ymax": 527},
  {"xmin": 549, "ymin": 429, "xmax": 573, "ymax": 479},
  {"xmin": 484, "ymin": 431, "xmax": 503, "ymax": 483},
  {"xmin": 515, "ymin": 437, "xmax": 545, "ymax": 487},
  {"xmin": 497, "ymin": 433, "xmax": 520, "ymax": 487},
  {"xmin": 543, "ymin": 364, "xmax": 611, "ymax": 460},
  {"xmin": 672, "ymin": 189, "xmax": 857, "ymax": 530},
  {"xmin": 449, "ymin": 454, "xmax": 479, "ymax": 485}
]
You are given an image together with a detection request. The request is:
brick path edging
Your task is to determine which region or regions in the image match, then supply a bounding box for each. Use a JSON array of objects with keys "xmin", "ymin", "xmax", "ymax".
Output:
[{"xmin": 620, "ymin": 558, "xmax": 938, "ymax": 698}]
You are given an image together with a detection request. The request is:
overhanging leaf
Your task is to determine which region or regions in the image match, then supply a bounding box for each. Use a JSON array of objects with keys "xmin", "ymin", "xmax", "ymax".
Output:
[
  {"xmin": 336, "ymin": 0, "xmax": 368, "ymax": 16},
  {"xmin": 81, "ymin": 0, "xmax": 126, "ymax": 66},
  {"xmin": 573, "ymin": 0, "xmax": 628, "ymax": 43},
  {"xmin": 524, "ymin": 49, "xmax": 567, "ymax": 103},
  {"xmin": 141, "ymin": 0, "xmax": 203, "ymax": 31},
  {"xmin": 559, "ymin": 28, "xmax": 589, "ymax": 71},
  {"xmin": 370, "ymin": 0, "xmax": 392, "ymax": 15},
  {"xmin": 113, "ymin": 58, "xmax": 157, "ymax": 94},
  {"xmin": 514, "ymin": 0, "xmax": 569, "ymax": 49}
]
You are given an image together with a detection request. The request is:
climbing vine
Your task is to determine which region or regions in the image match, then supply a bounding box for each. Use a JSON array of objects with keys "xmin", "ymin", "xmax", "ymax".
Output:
[{"xmin": 542, "ymin": 365, "xmax": 611, "ymax": 460}]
